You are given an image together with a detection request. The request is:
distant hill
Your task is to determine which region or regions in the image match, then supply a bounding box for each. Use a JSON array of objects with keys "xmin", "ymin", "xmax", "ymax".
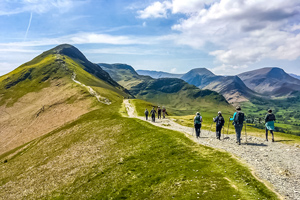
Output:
[
  {"xmin": 101, "ymin": 64, "xmax": 232, "ymax": 115},
  {"xmin": 290, "ymin": 73, "xmax": 300, "ymax": 80},
  {"xmin": 180, "ymin": 68, "xmax": 257, "ymax": 103},
  {"xmin": 238, "ymin": 67, "xmax": 300, "ymax": 97},
  {"xmin": 0, "ymin": 44, "xmax": 130, "ymax": 154},
  {"xmin": 136, "ymin": 69, "xmax": 183, "ymax": 79}
]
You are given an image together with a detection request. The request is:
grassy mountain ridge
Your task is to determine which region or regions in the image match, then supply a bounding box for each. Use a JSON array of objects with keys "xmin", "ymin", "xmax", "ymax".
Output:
[
  {"xmin": 0, "ymin": 95, "xmax": 279, "ymax": 199},
  {"xmin": 0, "ymin": 44, "xmax": 131, "ymax": 155}
]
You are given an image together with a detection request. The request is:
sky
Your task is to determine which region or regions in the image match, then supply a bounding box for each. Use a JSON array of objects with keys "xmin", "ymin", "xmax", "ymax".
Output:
[{"xmin": 0, "ymin": 0, "xmax": 300, "ymax": 76}]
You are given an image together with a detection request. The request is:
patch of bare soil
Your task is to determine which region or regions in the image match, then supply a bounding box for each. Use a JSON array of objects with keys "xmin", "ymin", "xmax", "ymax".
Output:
[{"xmin": 0, "ymin": 79, "xmax": 95, "ymax": 155}]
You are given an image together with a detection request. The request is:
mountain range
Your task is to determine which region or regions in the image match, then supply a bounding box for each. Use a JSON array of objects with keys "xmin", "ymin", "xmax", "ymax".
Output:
[
  {"xmin": 99, "ymin": 63, "xmax": 230, "ymax": 115},
  {"xmin": 138, "ymin": 67, "xmax": 300, "ymax": 102}
]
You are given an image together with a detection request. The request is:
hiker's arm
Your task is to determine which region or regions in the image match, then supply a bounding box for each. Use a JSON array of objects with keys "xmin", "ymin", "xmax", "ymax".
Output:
[{"xmin": 230, "ymin": 113, "xmax": 236, "ymax": 121}]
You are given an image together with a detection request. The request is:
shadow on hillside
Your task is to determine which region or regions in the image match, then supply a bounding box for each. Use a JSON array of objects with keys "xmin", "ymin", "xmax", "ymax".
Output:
[{"xmin": 243, "ymin": 142, "xmax": 268, "ymax": 146}]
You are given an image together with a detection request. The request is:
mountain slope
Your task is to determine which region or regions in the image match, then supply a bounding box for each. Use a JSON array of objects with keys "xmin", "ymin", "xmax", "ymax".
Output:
[
  {"xmin": 136, "ymin": 69, "xmax": 183, "ymax": 78},
  {"xmin": 238, "ymin": 67, "xmax": 300, "ymax": 97},
  {"xmin": 0, "ymin": 44, "xmax": 130, "ymax": 154},
  {"xmin": 181, "ymin": 68, "xmax": 257, "ymax": 103},
  {"xmin": 100, "ymin": 64, "xmax": 232, "ymax": 115},
  {"xmin": 290, "ymin": 73, "xmax": 300, "ymax": 80}
]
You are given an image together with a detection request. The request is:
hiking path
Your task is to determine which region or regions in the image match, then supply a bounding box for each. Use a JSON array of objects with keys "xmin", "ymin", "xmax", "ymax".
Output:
[{"xmin": 123, "ymin": 99, "xmax": 300, "ymax": 200}]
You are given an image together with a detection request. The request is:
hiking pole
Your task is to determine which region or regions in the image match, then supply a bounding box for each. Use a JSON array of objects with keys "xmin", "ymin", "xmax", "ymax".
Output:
[
  {"xmin": 208, "ymin": 121, "xmax": 213, "ymax": 136},
  {"xmin": 222, "ymin": 127, "xmax": 224, "ymax": 141},
  {"xmin": 245, "ymin": 121, "xmax": 247, "ymax": 144},
  {"xmin": 227, "ymin": 117, "xmax": 230, "ymax": 135}
]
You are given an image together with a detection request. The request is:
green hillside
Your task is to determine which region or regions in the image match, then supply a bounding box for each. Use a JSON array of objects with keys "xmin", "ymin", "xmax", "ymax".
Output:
[
  {"xmin": 0, "ymin": 44, "xmax": 279, "ymax": 199},
  {"xmin": 0, "ymin": 44, "xmax": 130, "ymax": 107},
  {"xmin": 0, "ymin": 92, "xmax": 278, "ymax": 199},
  {"xmin": 100, "ymin": 63, "xmax": 233, "ymax": 115}
]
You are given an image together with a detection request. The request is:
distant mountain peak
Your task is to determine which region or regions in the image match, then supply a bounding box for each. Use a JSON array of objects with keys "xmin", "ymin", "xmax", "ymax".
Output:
[{"xmin": 188, "ymin": 68, "xmax": 215, "ymax": 76}]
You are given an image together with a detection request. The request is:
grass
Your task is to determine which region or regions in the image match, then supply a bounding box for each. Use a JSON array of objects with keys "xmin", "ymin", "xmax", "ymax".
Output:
[
  {"xmin": 131, "ymin": 99, "xmax": 300, "ymax": 146},
  {"xmin": 0, "ymin": 95, "xmax": 279, "ymax": 199}
]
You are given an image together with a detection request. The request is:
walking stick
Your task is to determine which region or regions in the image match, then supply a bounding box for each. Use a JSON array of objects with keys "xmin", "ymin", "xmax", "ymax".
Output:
[
  {"xmin": 192, "ymin": 125, "xmax": 194, "ymax": 136},
  {"xmin": 227, "ymin": 117, "xmax": 230, "ymax": 135},
  {"xmin": 245, "ymin": 121, "xmax": 247, "ymax": 144},
  {"xmin": 222, "ymin": 127, "xmax": 224, "ymax": 141},
  {"xmin": 208, "ymin": 121, "xmax": 213, "ymax": 135}
]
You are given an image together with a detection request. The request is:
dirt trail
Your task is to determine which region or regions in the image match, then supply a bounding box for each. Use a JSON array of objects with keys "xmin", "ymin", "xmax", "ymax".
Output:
[
  {"xmin": 124, "ymin": 99, "xmax": 300, "ymax": 200},
  {"xmin": 71, "ymin": 73, "xmax": 111, "ymax": 105}
]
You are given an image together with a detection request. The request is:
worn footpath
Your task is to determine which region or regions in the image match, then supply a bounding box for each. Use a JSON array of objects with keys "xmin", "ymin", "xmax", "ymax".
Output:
[{"xmin": 124, "ymin": 100, "xmax": 300, "ymax": 200}]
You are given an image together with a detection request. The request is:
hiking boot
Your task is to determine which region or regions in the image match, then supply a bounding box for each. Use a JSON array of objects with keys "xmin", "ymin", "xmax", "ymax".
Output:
[
  {"xmin": 238, "ymin": 141, "xmax": 241, "ymax": 145},
  {"xmin": 272, "ymin": 139, "xmax": 274, "ymax": 142},
  {"xmin": 265, "ymin": 139, "xmax": 268, "ymax": 142}
]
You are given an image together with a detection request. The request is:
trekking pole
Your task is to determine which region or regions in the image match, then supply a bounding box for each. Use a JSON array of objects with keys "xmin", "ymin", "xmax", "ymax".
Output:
[
  {"xmin": 222, "ymin": 127, "xmax": 224, "ymax": 141},
  {"xmin": 227, "ymin": 117, "xmax": 230, "ymax": 135},
  {"xmin": 208, "ymin": 121, "xmax": 213, "ymax": 135},
  {"xmin": 245, "ymin": 121, "xmax": 247, "ymax": 144}
]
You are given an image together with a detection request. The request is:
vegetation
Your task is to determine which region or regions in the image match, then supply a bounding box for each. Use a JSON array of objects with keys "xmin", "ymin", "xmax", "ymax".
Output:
[
  {"xmin": 242, "ymin": 97, "xmax": 300, "ymax": 136},
  {"xmin": 0, "ymin": 94, "xmax": 279, "ymax": 199},
  {"xmin": 0, "ymin": 44, "xmax": 284, "ymax": 199}
]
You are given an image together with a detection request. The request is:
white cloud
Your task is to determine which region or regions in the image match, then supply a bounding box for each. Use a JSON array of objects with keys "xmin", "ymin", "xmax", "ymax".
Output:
[
  {"xmin": 167, "ymin": 0, "xmax": 300, "ymax": 66},
  {"xmin": 137, "ymin": 1, "xmax": 172, "ymax": 19},
  {"xmin": 0, "ymin": 32, "xmax": 153, "ymax": 48},
  {"xmin": 210, "ymin": 64, "xmax": 248, "ymax": 75},
  {"xmin": 170, "ymin": 68, "xmax": 177, "ymax": 73}
]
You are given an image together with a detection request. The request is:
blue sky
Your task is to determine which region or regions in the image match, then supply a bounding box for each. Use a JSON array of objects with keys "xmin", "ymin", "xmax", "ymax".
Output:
[{"xmin": 0, "ymin": 0, "xmax": 300, "ymax": 76}]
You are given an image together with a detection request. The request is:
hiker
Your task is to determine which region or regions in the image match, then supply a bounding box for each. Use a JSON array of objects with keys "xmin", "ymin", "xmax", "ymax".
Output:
[
  {"xmin": 145, "ymin": 109, "xmax": 149, "ymax": 120},
  {"xmin": 157, "ymin": 106, "xmax": 162, "ymax": 119},
  {"xmin": 265, "ymin": 109, "xmax": 276, "ymax": 142},
  {"xmin": 194, "ymin": 112, "xmax": 203, "ymax": 138},
  {"xmin": 162, "ymin": 106, "xmax": 167, "ymax": 118},
  {"xmin": 230, "ymin": 106, "xmax": 245, "ymax": 145},
  {"xmin": 150, "ymin": 107, "xmax": 156, "ymax": 122},
  {"xmin": 213, "ymin": 111, "xmax": 225, "ymax": 140}
]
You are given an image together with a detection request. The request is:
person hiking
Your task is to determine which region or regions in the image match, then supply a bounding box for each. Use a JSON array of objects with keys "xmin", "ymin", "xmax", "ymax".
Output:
[
  {"xmin": 213, "ymin": 111, "xmax": 225, "ymax": 140},
  {"xmin": 157, "ymin": 106, "xmax": 162, "ymax": 119},
  {"xmin": 194, "ymin": 112, "xmax": 203, "ymax": 138},
  {"xmin": 144, "ymin": 109, "xmax": 149, "ymax": 120},
  {"xmin": 162, "ymin": 106, "xmax": 167, "ymax": 118},
  {"xmin": 230, "ymin": 106, "xmax": 245, "ymax": 145},
  {"xmin": 265, "ymin": 109, "xmax": 276, "ymax": 142},
  {"xmin": 150, "ymin": 107, "xmax": 156, "ymax": 122}
]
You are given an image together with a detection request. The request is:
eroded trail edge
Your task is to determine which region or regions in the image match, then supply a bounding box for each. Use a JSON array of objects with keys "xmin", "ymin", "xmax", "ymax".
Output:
[{"xmin": 123, "ymin": 99, "xmax": 299, "ymax": 200}]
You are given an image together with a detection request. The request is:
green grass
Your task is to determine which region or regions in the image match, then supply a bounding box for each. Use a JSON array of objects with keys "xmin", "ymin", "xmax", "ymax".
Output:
[{"xmin": 0, "ymin": 95, "xmax": 279, "ymax": 199}]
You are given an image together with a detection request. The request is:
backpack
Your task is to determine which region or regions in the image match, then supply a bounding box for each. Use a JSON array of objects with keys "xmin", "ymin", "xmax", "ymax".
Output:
[
  {"xmin": 268, "ymin": 114, "xmax": 275, "ymax": 121},
  {"xmin": 217, "ymin": 116, "xmax": 224, "ymax": 126},
  {"xmin": 195, "ymin": 115, "xmax": 201, "ymax": 125},
  {"xmin": 234, "ymin": 112, "xmax": 244, "ymax": 125}
]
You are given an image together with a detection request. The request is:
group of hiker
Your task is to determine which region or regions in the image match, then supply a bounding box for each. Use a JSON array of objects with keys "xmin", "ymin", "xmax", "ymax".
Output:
[
  {"xmin": 193, "ymin": 106, "xmax": 276, "ymax": 145},
  {"xmin": 144, "ymin": 106, "xmax": 167, "ymax": 122},
  {"xmin": 144, "ymin": 105, "xmax": 276, "ymax": 145}
]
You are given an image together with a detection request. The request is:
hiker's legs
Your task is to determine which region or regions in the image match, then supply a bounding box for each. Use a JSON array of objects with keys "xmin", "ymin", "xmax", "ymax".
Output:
[
  {"xmin": 163, "ymin": 112, "xmax": 165, "ymax": 118},
  {"xmin": 235, "ymin": 124, "xmax": 243, "ymax": 144},
  {"xmin": 265, "ymin": 128, "xmax": 268, "ymax": 141},
  {"xmin": 216, "ymin": 126, "xmax": 221, "ymax": 139},
  {"xmin": 146, "ymin": 114, "xmax": 148, "ymax": 120},
  {"xmin": 270, "ymin": 130, "xmax": 274, "ymax": 142},
  {"xmin": 195, "ymin": 124, "xmax": 200, "ymax": 137}
]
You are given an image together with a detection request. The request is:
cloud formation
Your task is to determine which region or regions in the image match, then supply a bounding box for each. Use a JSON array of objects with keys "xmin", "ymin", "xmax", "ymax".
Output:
[
  {"xmin": 137, "ymin": 1, "xmax": 172, "ymax": 19},
  {"xmin": 138, "ymin": 0, "xmax": 300, "ymax": 72}
]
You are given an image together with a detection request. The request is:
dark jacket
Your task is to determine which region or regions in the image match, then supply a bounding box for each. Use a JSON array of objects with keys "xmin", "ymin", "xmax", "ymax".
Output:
[
  {"xmin": 265, "ymin": 113, "xmax": 276, "ymax": 123},
  {"xmin": 214, "ymin": 116, "xmax": 225, "ymax": 127}
]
